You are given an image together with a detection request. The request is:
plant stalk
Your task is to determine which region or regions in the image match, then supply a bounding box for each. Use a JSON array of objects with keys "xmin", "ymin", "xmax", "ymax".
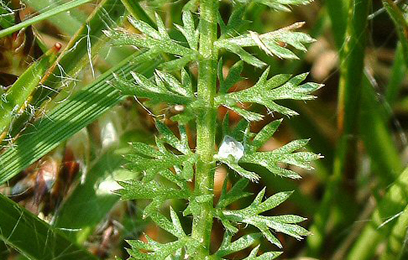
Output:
[
  {"xmin": 307, "ymin": 0, "xmax": 371, "ymax": 256},
  {"xmin": 347, "ymin": 166, "xmax": 408, "ymax": 259},
  {"xmin": 192, "ymin": 0, "xmax": 218, "ymax": 258}
]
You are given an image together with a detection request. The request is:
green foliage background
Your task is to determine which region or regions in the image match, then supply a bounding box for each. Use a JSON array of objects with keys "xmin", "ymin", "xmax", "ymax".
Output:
[{"xmin": 0, "ymin": 0, "xmax": 408, "ymax": 259}]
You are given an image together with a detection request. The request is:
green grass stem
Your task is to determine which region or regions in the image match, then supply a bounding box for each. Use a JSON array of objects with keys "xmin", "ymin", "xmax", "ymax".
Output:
[
  {"xmin": 347, "ymin": 166, "xmax": 408, "ymax": 260},
  {"xmin": 307, "ymin": 0, "xmax": 371, "ymax": 256}
]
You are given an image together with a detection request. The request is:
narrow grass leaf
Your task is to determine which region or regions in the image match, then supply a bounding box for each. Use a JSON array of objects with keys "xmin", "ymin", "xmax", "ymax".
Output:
[
  {"xmin": 0, "ymin": 52, "xmax": 160, "ymax": 184},
  {"xmin": 0, "ymin": 0, "xmax": 93, "ymax": 38},
  {"xmin": 0, "ymin": 46, "xmax": 58, "ymax": 136},
  {"xmin": 54, "ymin": 146, "xmax": 136, "ymax": 242},
  {"xmin": 0, "ymin": 194, "xmax": 96, "ymax": 260}
]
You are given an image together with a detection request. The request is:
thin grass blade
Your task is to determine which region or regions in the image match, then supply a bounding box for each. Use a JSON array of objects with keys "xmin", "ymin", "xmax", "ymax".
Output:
[
  {"xmin": 54, "ymin": 146, "xmax": 133, "ymax": 242},
  {"xmin": 0, "ymin": 194, "xmax": 96, "ymax": 260},
  {"xmin": 0, "ymin": 52, "xmax": 161, "ymax": 184},
  {"xmin": 7, "ymin": 0, "xmax": 127, "ymax": 139},
  {"xmin": 0, "ymin": 46, "xmax": 59, "ymax": 137},
  {"xmin": 347, "ymin": 166, "xmax": 408, "ymax": 260},
  {"xmin": 0, "ymin": 0, "xmax": 93, "ymax": 38}
]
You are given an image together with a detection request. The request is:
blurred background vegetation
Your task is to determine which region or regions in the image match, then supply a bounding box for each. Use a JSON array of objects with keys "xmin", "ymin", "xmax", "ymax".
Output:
[{"xmin": 0, "ymin": 0, "xmax": 408, "ymax": 259}]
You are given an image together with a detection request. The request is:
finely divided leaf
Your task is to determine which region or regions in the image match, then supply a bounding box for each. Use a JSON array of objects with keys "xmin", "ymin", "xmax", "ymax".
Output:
[
  {"xmin": 241, "ymin": 139, "xmax": 321, "ymax": 179},
  {"xmin": 244, "ymin": 245, "xmax": 282, "ymax": 259},
  {"xmin": 220, "ymin": 156, "xmax": 261, "ymax": 182},
  {"xmin": 219, "ymin": 190, "xmax": 309, "ymax": 248},
  {"xmin": 215, "ymin": 232, "xmax": 262, "ymax": 257},
  {"xmin": 105, "ymin": 27, "xmax": 197, "ymax": 57},
  {"xmin": 235, "ymin": 0, "xmax": 314, "ymax": 12},
  {"xmin": 155, "ymin": 70, "xmax": 194, "ymax": 98},
  {"xmin": 216, "ymin": 22, "xmax": 315, "ymax": 62},
  {"xmin": 221, "ymin": 43, "xmax": 267, "ymax": 68},
  {"xmin": 217, "ymin": 178, "xmax": 252, "ymax": 208},
  {"xmin": 113, "ymin": 70, "xmax": 194, "ymax": 105},
  {"xmin": 156, "ymin": 121, "xmax": 192, "ymax": 154},
  {"xmin": 216, "ymin": 71, "xmax": 323, "ymax": 117},
  {"xmin": 249, "ymin": 119, "xmax": 283, "ymax": 152},
  {"xmin": 219, "ymin": 5, "xmax": 250, "ymax": 39},
  {"xmin": 127, "ymin": 236, "xmax": 185, "ymax": 260},
  {"xmin": 175, "ymin": 11, "xmax": 199, "ymax": 50},
  {"xmin": 116, "ymin": 179, "xmax": 189, "ymax": 200},
  {"xmin": 218, "ymin": 60, "xmax": 245, "ymax": 94},
  {"xmin": 123, "ymin": 121, "xmax": 196, "ymax": 203},
  {"xmin": 228, "ymin": 106, "xmax": 264, "ymax": 122}
]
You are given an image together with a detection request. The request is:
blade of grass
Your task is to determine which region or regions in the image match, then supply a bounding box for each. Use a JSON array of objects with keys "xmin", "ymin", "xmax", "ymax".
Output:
[
  {"xmin": 0, "ymin": 51, "xmax": 161, "ymax": 184},
  {"xmin": 0, "ymin": 240, "xmax": 9, "ymax": 258},
  {"xmin": 381, "ymin": 202, "xmax": 408, "ymax": 260},
  {"xmin": 120, "ymin": 0, "xmax": 156, "ymax": 28},
  {"xmin": 0, "ymin": 0, "xmax": 93, "ymax": 38},
  {"xmin": 22, "ymin": 0, "xmax": 85, "ymax": 35},
  {"xmin": 23, "ymin": 0, "xmax": 131, "ymax": 67},
  {"xmin": 382, "ymin": 0, "xmax": 408, "ymax": 68},
  {"xmin": 360, "ymin": 77, "xmax": 403, "ymax": 184},
  {"xmin": 0, "ymin": 194, "xmax": 96, "ymax": 260},
  {"xmin": 385, "ymin": 43, "xmax": 406, "ymax": 107},
  {"xmin": 326, "ymin": 0, "xmax": 348, "ymax": 46},
  {"xmin": 55, "ymin": 146, "xmax": 132, "ymax": 243},
  {"xmin": 0, "ymin": 1, "xmax": 14, "ymax": 29},
  {"xmin": 7, "ymin": 0, "xmax": 127, "ymax": 139},
  {"xmin": 0, "ymin": 45, "xmax": 59, "ymax": 139},
  {"xmin": 33, "ymin": 0, "xmax": 126, "ymax": 102},
  {"xmin": 347, "ymin": 166, "xmax": 408, "ymax": 260},
  {"xmin": 307, "ymin": 0, "xmax": 372, "ymax": 256},
  {"xmin": 325, "ymin": 0, "xmax": 402, "ymax": 180}
]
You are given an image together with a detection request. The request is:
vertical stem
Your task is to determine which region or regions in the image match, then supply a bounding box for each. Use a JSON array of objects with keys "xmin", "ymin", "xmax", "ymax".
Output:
[
  {"xmin": 347, "ymin": 166, "xmax": 408, "ymax": 260},
  {"xmin": 307, "ymin": 0, "xmax": 371, "ymax": 256},
  {"xmin": 192, "ymin": 0, "xmax": 218, "ymax": 258}
]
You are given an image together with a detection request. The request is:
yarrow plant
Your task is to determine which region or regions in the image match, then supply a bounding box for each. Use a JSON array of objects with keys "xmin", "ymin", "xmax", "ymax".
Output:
[{"xmin": 105, "ymin": 0, "xmax": 323, "ymax": 259}]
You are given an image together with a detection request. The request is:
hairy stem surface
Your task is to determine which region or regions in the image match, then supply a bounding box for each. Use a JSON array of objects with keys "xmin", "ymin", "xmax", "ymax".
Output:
[{"xmin": 192, "ymin": 0, "xmax": 218, "ymax": 258}]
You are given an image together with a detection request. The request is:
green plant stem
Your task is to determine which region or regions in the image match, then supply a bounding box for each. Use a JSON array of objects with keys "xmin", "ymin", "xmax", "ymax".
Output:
[
  {"xmin": 326, "ymin": 0, "xmax": 348, "ymax": 46},
  {"xmin": 382, "ymin": 0, "xmax": 408, "ymax": 69},
  {"xmin": 381, "ymin": 203, "xmax": 408, "ymax": 260},
  {"xmin": 347, "ymin": 166, "xmax": 408, "ymax": 260},
  {"xmin": 360, "ymin": 78, "xmax": 402, "ymax": 184},
  {"xmin": 385, "ymin": 43, "xmax": 406, "ymax": 107},
  {"xmin": 191, "ymin": 0, "xmax": 218, "ymax": 258},
  {"xmin": 307, "ymin": 0, "xmax": 371, "ymax": 256}
]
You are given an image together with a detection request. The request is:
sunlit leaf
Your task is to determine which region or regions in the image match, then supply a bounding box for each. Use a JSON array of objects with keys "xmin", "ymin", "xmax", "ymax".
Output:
[
  {"xmin": 244, "ymin": 245, "xmax": 282, "ymax": 259},
  {"xmin": 215, "ymin": 232, "xmax": 261, "ymax": 257},
  {"xmin": 217, "ymin": 178, "xmax": 252, "ymax": 208},
  {"xmin": 235, "ymin": 0, "xmax": 314, "ymax": 12},
  {"xmin": 218, "ymin": 190, "xmax": 309, "ymax": 248},
  {"xmin": 216, "ymin": 22, "xmax": 315, "ymax": 61},
  {"xmin": 216, "ymin": 71, "xmax": 323, "ymax": 117},
  {"xmin": 127, "ymin": 236, "xmax": 186, "ymax": 260}
]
